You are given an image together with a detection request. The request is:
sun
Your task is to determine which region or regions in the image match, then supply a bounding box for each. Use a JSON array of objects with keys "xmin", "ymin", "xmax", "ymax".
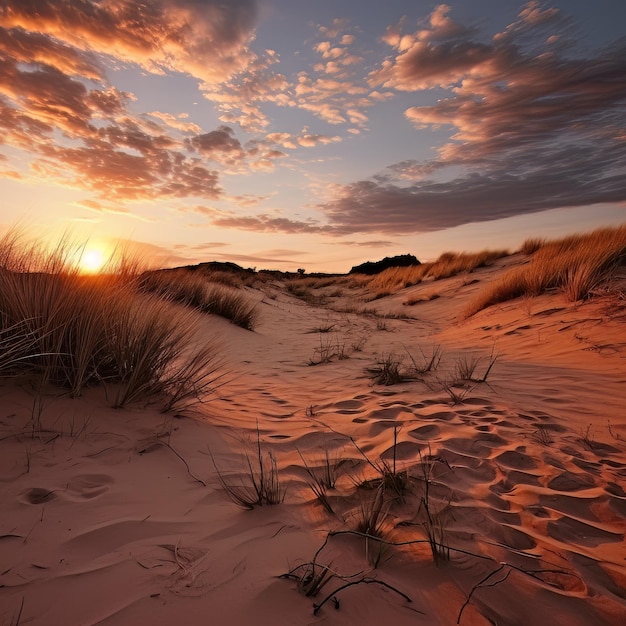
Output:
[{"xmin": 79, "ymin": 247, "xmax": 107, "ymax": 274}]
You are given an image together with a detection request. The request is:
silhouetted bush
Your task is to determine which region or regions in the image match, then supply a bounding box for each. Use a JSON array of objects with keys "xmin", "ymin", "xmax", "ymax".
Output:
[{"xmin": 349, "ymin": 254, "xmax": 420, "ymax": 275}]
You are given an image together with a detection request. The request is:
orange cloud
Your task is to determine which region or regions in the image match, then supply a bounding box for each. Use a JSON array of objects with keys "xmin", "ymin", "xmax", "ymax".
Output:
[{"xmin": 1, "ymin": 0, "xmax": 257, "ymax": 84}]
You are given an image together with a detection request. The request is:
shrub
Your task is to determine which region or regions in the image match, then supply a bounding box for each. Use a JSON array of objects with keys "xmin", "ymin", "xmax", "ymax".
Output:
[{"xmin": 350, "ymin": 254, "xmax": 421, "ymax": 276}]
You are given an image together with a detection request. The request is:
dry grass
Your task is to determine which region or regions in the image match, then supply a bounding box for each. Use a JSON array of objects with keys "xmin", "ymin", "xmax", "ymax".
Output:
[
  {"xmin": 427, "ymin": 249, "xmax": 510, "ymax": 280},
  {"xmin": 140, "ymin": 268, "xmax": 258, "ymax": 330},
  {"xmin": 212, "ymin": 426, "xmax": 285, "ymax": 509},
  {"xmin": 367, "ymin": 249, "xmax": 509, "ymax": 294},
  {"xmin": 519, "ymin": 237, "xmax": 546, "ymax": 255},
  {"xmin": 367, "ymin": 264, "xmax": 430, "ymax": 292},
  {"xmin": 465, "ymin": 225, "xmax": 626, "ymax": 317},
  {"xmin": 0, "ymin": 231, "xmax": 224, "ymax": 412}
]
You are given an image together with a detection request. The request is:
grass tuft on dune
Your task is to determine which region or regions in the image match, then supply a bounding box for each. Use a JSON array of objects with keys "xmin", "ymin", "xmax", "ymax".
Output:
[
  {"xmin": 367, "ymin": 249, "xmax": 510, "ymax": 293},
  {"xmin": 465, "ymin": 225, "xmax": 626, "ymax": 317},
  {"xmin": 0, "ymin": 230, "xmax": 225, "ymax": 412}
]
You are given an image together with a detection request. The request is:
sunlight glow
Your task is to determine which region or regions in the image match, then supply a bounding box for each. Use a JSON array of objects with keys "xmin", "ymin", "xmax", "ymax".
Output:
[{"xmin": 79, "ymin": 247, "xmax": 107, "ymax": 274}]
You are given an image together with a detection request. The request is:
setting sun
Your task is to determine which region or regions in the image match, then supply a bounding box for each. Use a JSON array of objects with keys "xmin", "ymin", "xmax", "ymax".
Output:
[{"xmin": 79, "ymin": 247, "xmax": 106, "ymax": 273}]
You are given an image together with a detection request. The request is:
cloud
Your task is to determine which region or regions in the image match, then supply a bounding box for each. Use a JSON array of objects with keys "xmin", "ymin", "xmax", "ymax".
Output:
[
  {"xmin": 319, "ymin": 137, "xmax": 626, "ymax": 234},
  {"xmin": 148, "ymin": 111, "xmax": 202, "ymax": 134},
  {"xmin": 340, "ymin": 240, "xmax": 396, "ymax": 247},
  {"xmin": 0, "ymin": 5, "xmax": 268, "ymax": 201},
  {"xmin": 0, "ymin": 26, "xmax": 102, "ymax": 79},
  {"xmin": 311, "ymin": 2, "xmax": 626, "ymax": 235},
  {"xmin": 188, "ymin": 126, "xmax": 245, "ymax": 165},
  {"xmin": 211, "ymin": 214, "xmax": 328, "ymax": 234},
  {"xmin": 200, "ymin": 49, "xmax": 293, "ymax": 132},
  {"xmin": 35, "ymin": 140, "xmax": 222, "ymax": 200},
  {"xmin": 72, "ymin": 199, "xmax": 131, "ymax": 215},
  {"xmin": 1, "ymin": 0, "xmax": 258, "ymax": 84},
  {"xmin": 371, "ymin": 2, "xmax": 626, "ymax": 164}
]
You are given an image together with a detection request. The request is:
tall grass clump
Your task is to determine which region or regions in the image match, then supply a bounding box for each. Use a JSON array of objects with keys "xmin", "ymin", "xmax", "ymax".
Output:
[
  {"xmin": 0, "ymin": 230, "xmax": 224, "ymax": 411},
  {"xmin": 465, "ymin": 225, "xmax": 626, "ymax": 316},
  {"xmin": 106, "ymin": 293, "xmax": 225, "ymax": 409},
  {"xmin": 519, "ymin": 237, "xmax": 545, "ymax": 255},
  {"xmin": 139, "ymin": 269, "xmax": 257, "ymax": 330}
]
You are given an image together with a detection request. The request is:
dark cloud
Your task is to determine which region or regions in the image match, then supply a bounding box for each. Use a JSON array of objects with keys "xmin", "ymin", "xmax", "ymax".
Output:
[
  {"xmin": 319, "ymin": 3, "xmax": 626, "ymax": 235},
  {"xmin": 187, "ymin": 126, "xmax": 246, "ymax": 166},
  {"xmin": 189, "ymin": 126, "xmax": 243, "ymax": 155},
  {"xmin": 320, "ymin": 137, "xmax": 626, "ymax": 234}
]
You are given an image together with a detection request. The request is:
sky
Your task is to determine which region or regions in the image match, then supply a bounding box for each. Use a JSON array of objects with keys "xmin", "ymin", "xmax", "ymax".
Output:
[{"xmin": 0, "ymin": 0, "xmax": 625, "ymax": 272}]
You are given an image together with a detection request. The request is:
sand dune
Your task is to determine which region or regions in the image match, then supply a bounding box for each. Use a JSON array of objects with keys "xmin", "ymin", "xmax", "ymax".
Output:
[{"xmin": 1, "ymin": 253, "xmax": 625, "ymax": 625}]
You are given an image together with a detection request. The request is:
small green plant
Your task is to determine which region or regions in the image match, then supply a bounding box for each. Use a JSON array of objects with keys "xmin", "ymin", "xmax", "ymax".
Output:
[
  {"xmin": 414, "ymin": 447, "xmax": 452, "ymax": 565},
  {"xmin": 580, "ymin": 423, "xmax": 596, "ymax": 450},
  {"xmin": 351, "ymin": 427, "xmax": 411, "ymax": 502},
  {"xmin": 307, "ymin": 322, "xmax": 337, "ymax": 333},
  {"xmin": 455, "ymin": 355, "xmax": 480, "ymax": 381},
  {"xmin": 140, "ymin": 270, "xmax": 258, "ymax": 330},
  {"xmin": 298, "ymin": 446, "xmax": 346, "ymax": 515},
  {"xmin": 283, "ymin": 562, "xmax": 335, "ymax": 598},
  {"xmin": 533, "ymin": 425, "xmax": 553, "ymax": 446},
  {"xmin": 405, "ymin": 344, "xmax": 442, "ymax": 375},
  {"xmin": 351, "ymin": 335, "xmax": 367, "ymax": 352},
  {"xmin": 366, "ymin": 354, "xmax": 413, "ymax": 385},
  {"xmin": 309, "ymin": 333, "xmax": 348, "ymax": 365},
  {"xmin": 437, "ymin": 378, "xmax": 473, "ymax": 405},
  {"xmin": 520, "ymin": 237, "xmax": 545, "ymax": 255},
  {"xmin": 212, "ymin": 425, "xmax": 285, "ymax": 509},
  {"xmin": 353, "ymin": 484, "xmax": 390, "ymax": 566},
  {"xmin": 375, "ymin": 319, "xmax": 390, "ymax": 331},
  {"xmin": 454, "ymin": 350, "xmax": 498, "ymax": 383}
]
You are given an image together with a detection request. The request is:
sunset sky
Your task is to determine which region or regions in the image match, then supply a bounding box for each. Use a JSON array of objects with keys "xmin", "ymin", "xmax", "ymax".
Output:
[{"xmin": 0, "ymin": 0, "xmax": 624, "ymax": 272}]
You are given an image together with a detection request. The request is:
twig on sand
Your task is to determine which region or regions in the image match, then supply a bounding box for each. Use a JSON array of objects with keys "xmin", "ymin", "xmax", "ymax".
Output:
[
  {"xmin": 313, "ymin": 578, "xmax": 415, "ymax": 616},
  {"xmin": 156, "ymin": 440, "xmax": 206, "ymax": 487}
]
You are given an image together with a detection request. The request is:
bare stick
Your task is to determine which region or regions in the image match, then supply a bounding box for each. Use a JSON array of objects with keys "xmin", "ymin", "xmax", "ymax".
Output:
[
  {"xmin": 313, "ymin": 578, "xmax": 414, "ymax": 615},
  {"xmin": 157, "ymin": 440, "xmax": 206, "ymax": 487}
]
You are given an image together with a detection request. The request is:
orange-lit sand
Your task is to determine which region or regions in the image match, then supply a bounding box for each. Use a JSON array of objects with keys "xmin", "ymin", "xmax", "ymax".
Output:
[{"xmin": 1, "ymin": 254, "xmax": 625, "ymax": 625}]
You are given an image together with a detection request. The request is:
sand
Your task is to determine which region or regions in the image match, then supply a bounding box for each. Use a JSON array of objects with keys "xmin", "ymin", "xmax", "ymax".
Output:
[{"xmin": 1, "ymin": 254, "xmax": 625, "ymax": 625}]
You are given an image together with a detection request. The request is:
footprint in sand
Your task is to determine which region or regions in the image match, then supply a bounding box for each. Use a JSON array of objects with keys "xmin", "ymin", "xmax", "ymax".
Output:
[
  {"xmin": 21, "ymin": 487, "xmax": 56, "ymax": 504},
  {"xmin": 408, "ymin": 424, "xmax": 441, "ymax": 440},
  {"xmin": 547, "ymin": 515, "xmax": 624, "ymax": 547},
  {"xmin": 417, "ymin": 410, "xmax": 458, "ymax": 422},
  {"xmin": 380, "ymin": 440, "xmax": 425, "ymax": 462},
  {"xmin": 547, "ymin": 471, "xmax": 596, "ymax": 492},
  {"xmin": 494, "ymin": 449, "xmax": 537, "ymax": 470},
  {"xmin": 66, "ymin": 474, "xmax": 113, "ymax": 501},
  {"xmin": 333, "ymin": 399, "xmax": 366, "ymax": 414}
]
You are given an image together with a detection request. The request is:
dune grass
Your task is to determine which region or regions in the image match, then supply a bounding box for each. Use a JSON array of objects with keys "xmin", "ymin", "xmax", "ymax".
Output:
[
  {"xmin": 139, "ymin": 268, "xmax": 258, "ymax": 330},
  {"xmin": 465, "ymin": 225, "xmax": 626, "ymax": 317},
  {"xmin": 0, "ymin": 231, "xmax": 224, "ymax": 412},
  {"xmin": 212, "ymin": 425, "xmax": 285, "ymax": 509},
  {"xmin": 367, "ymin": 249, "xmax": 509, "ymax": 294},
  {"xmin": 519, "ymin": 237, "xmax": 546, "ymax": 255}
]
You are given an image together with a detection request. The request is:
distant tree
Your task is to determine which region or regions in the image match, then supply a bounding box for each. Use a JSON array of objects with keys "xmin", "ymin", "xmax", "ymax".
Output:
[{"xmin": 297, "ymin": 268, "xmax": 306, "ymax": 276}]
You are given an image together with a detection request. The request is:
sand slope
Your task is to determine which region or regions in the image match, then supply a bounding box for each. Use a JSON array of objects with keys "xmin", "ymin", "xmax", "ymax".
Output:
[{"xmin": 1, "ymin": 257, "xmax": 625, "ymax": 625}]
